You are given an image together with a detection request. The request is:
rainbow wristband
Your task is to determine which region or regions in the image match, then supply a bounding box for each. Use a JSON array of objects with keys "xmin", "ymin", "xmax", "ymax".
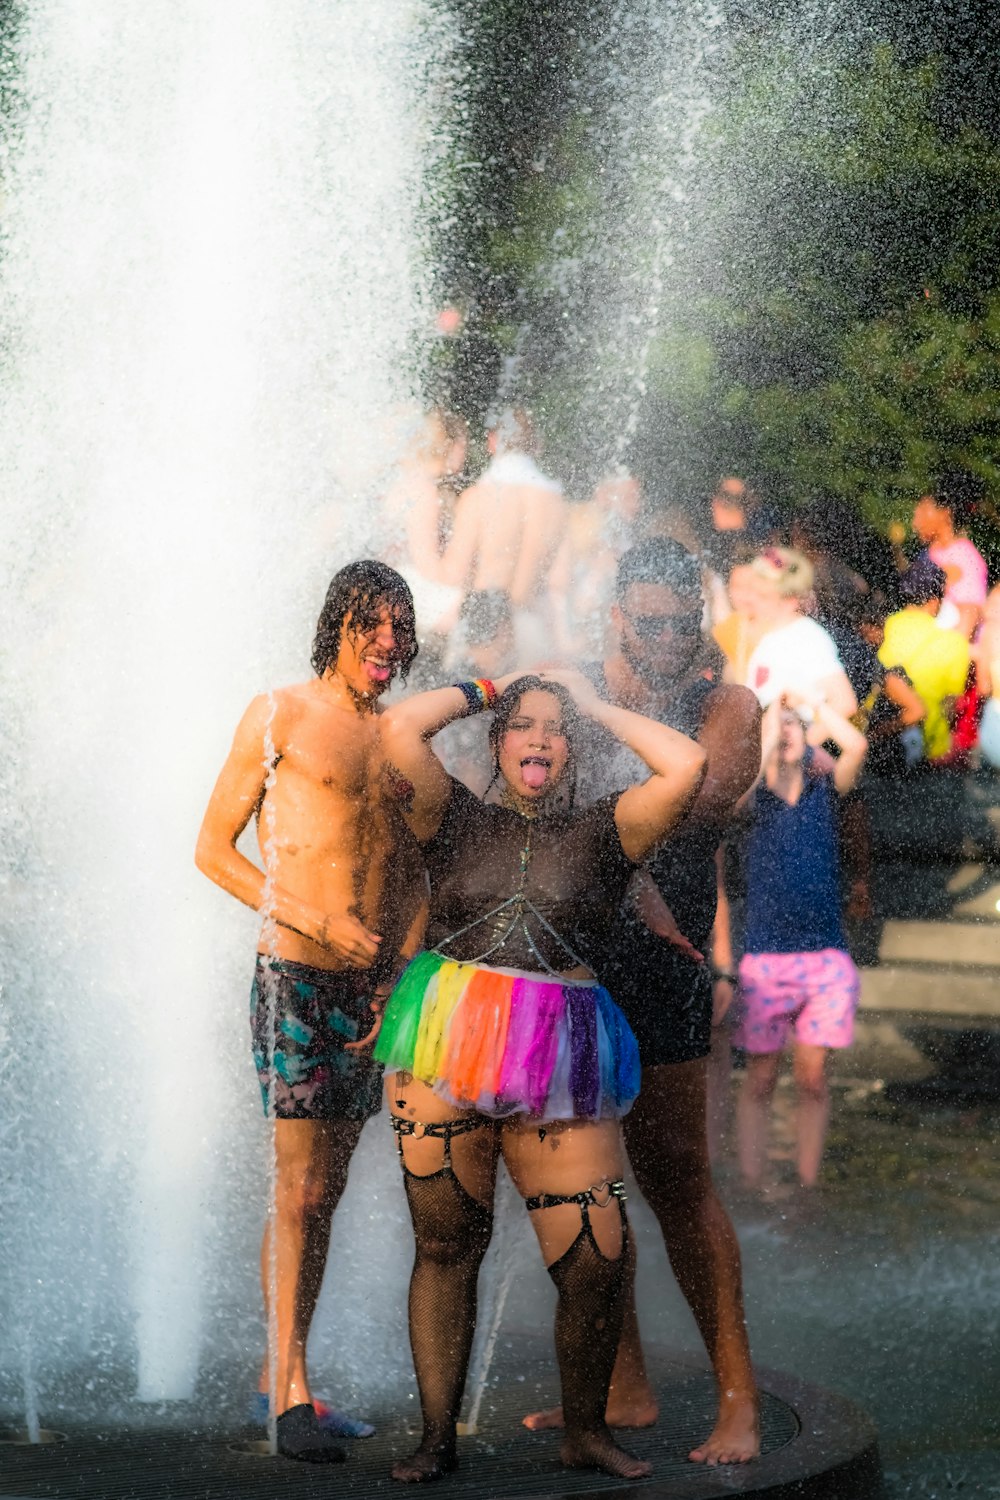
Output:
[{"xmin": 454, "ymin": 681, "xmax": 488, "ymax": 715}]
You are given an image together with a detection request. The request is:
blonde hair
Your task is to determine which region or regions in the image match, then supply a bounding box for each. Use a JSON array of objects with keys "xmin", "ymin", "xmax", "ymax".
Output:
[{"xmin": 748, "ymin": 546, "xmax": 814, "ymax": 599}]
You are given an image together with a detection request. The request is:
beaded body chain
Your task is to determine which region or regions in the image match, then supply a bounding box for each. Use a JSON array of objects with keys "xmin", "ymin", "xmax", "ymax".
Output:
[{"xmin": 432, "ymin": 820, "xmax": 591, "ymax": 978}]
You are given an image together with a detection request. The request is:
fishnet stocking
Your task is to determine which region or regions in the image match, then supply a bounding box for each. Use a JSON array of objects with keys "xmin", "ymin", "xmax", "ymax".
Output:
[
  {"xmin": 549, "ymin": 1207, "xmax": 631, "ymax": 1443},
  {"xmin": 400, "ymin": 1167, "xmax": 493, "ymax": 1476}
]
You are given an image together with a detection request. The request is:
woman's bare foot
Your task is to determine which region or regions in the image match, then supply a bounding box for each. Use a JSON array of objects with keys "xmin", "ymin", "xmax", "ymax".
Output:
[
  {"xmin": 390, "ymin": 1443, "xmax": 457, "ymax": 1483},
  {"xmin": 523, "ymin": 1387, "xmax": 659, "ymax": 1431},
  {"xmin": 689, "ymin": 1393, "xmax": 760, "ymax": 1465},
  {"xmin": 560, "ymin": 1428, "xmax": 652, "ymax": 1480}
]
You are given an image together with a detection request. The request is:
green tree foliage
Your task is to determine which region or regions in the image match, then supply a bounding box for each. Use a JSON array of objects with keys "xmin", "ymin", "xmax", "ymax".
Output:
[
  {"xmin": 452, "ymin": 16, "xmax": 1000, "ymax": 543},
  {"xmin": 672, "ymin": 42, "xmax": 1000, "ymax": 532}
]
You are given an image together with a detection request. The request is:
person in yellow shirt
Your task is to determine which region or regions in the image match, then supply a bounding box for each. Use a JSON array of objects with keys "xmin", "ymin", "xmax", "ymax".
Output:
[{"xmin": 879, "ymin": 556, "xmax": 970, "ymax": 763}]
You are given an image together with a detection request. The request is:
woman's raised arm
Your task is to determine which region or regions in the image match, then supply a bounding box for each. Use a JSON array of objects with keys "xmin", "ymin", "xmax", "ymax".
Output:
[
  {"xmin": 379, "ymin": 672, "xmax": 524, "ymax": 842},
  {"xmin": 541, "ymin": 668, "xmax": 707, "ymax": 863}
]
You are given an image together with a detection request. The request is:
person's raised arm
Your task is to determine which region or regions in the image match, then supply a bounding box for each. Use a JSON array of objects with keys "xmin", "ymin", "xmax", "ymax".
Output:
[
  {"xmin": 814, "ymin": 665, "xmax": 858, "ymax": 721},
  {"xmin": 879, "ymin": 670, "xmax": 925, "ymax": 732},
  {"xmin": 785, "ymin": 689, "xmax": 868, "ymax": 795},
  {"xmin": 194, "ymin": 695, "xmax": 381, "ymax": 967},
  {"xmin": 379, "ymin": 670, "xmax": 525, "ymax": 842},
  {"xmin": 541, "ymin": 668, "xmax": 706, "ymax": 863},
  {"xmin": 687, "ymin": 684, "xmax": 762, "ymax": 824}
]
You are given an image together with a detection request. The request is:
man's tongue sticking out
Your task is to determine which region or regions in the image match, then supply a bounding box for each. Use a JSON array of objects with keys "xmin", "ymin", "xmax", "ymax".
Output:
[
  {"xmin": 521, "ymin": 760, "xmax": 548, "ymax": 790},
  {"xmin": 365, "ymin": 660, "xmax": 391, "ymax": 684}
]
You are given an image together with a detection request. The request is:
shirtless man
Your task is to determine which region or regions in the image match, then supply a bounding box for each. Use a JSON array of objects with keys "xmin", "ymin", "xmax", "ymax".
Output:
[
  {"xmin": 442, "ymin": 407, "xmax": 566, "ymax": 659},
  {"xmin": 526, "ymin": 538, "xmax": 762, "ymax": 1465},
  {"xmin": 195, "ymin": 560, "xmax": 424, "ymax": 1464}
]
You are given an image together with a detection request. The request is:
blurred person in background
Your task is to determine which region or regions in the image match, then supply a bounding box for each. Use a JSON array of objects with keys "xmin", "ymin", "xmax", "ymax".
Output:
[
  {"xmin": 973, "ymin": 584, "xmax": 1000, "ymax": 770},
  {"xmin": 853, "ymin": 595, "xmax": 927, "ymax": 778},
  {"xmin": 790, "ymin": 496, "xmax": 898, "ymax": 614},
  {"xmin": 912, "ymin": 472, "xmax": 988, "ymax": 640},
  {"xmin": 704, "ymin": 475, "xmax": 781, "ymax": 575},
  {"xmin": 442, "ymin": 406, "xmax": 567, "ymax": 660},
  {"xmin": 711, "ymin": 562, "xmax": 767, "ymax": 684},
  {"xmin": 879, "ymin": 556, "xmax": 970, "ymax": 767},
  {"xmin": 381, "ymin": 408, "xmax": 468, "ymax": 648},
  {"xmin": 551, "ymin": 469, "xmax": 642, "ymax": 664},
  {"xmin": 741, "ymin": 548, "xmax": 857, "ymax": 722},
  {"xmin": 526, "ymin": 538, "xmax": 763, "ymax": 1465},
  {"xmin": 732, "ymin": 694, "xmax": 868, "ymax": 1192}
]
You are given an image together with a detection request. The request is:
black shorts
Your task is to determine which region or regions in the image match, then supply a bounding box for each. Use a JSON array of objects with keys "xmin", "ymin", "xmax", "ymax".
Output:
[
  {"xmin": 612, "ymin": 952, "xmax": 713, "ymax": 1070},
  {"xmin": 250, "ymin": 957, "xmax": 384, "ymax": 1122}
]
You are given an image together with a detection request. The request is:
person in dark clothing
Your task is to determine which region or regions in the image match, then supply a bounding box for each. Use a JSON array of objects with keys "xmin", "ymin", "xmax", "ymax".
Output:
[
  {"xmin": 525, "ymin": 538, "xmax": 763, "ymax": 1466},
  {"xmin": 370, "ymin": 668, "xmax": 705, "ymax": 1483}
]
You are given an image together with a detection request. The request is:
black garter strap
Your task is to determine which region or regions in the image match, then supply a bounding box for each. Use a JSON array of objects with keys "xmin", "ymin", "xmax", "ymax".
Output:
[
  {"xmin": 525, "ymin": 1179, "xmax": 627, "ymax": 1229},
  {"xmin": 391, "ymin": 1114, "xmax": 492, "ymax": 1173},
  {"xmin": 525, "ymin": 1179, "xmax": 627, "ymax": 1211}
]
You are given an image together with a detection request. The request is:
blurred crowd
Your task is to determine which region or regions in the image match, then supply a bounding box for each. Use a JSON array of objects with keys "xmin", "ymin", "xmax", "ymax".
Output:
[
  {"xmin": 376, "ymin": 403, "xmax": 996, "ymax": 1191},
  {"xmin": 378, "ymin": 403, "xmax": 996, "ymax": 784}
]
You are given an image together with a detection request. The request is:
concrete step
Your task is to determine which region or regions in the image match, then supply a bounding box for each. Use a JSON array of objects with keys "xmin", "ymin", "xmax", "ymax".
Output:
[
  {"xmin": 878, "ymin": 918, "xmax": 1000, "ymax": 966},
  {"xmin": 859, "ymin": 964, "xmax": 1000, "ymax": 1018}
]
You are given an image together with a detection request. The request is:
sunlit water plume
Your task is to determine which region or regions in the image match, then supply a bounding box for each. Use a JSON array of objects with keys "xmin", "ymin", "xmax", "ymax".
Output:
[{"xmin": 0, "ymin": 0, "xmax": 455, "ymax": 1423}]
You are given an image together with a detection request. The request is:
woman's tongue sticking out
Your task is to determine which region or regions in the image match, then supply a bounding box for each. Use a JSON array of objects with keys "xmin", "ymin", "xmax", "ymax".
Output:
[{"xmin": 521, "ymin": 758, "xmax": 548, "ymax": 790}]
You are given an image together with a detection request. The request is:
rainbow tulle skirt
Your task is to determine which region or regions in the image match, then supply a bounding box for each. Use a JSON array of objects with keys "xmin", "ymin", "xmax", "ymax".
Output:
[{"xmin": 374, "ymin": 951, "xmax": 641, "ymax": 1121}]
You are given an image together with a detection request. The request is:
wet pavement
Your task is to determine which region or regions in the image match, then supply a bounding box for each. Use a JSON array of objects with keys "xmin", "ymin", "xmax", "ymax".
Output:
[
  {"xmin": 631, "ymin": 1039, "xmax": 1000, "ymax": 1499},
  {"xmin": 2, "ymin": 1019, "xmax": 996, "ymax": 1498}
]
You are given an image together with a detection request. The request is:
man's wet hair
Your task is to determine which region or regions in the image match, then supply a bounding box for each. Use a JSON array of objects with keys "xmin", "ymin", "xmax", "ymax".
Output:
[
  {"xmin": 898, "ymin": 554, "xmax": 947, "ymax": 606},
  {"xmin": 459, "ymin": 588, "xmax": 513, "ymax": 647},
  {"xmin": 616, "ymin": 537, "xmax": 702, "ymax": 604},
  {"xmin": 311, "ymin": 560, "xmax": 417, "ymax": 679}
]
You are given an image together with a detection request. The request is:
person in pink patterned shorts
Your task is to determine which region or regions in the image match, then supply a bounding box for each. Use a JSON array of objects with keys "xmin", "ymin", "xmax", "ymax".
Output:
[{"xmin": 732, "ymin": 691, "xmax": 868, "ymax": 1190}]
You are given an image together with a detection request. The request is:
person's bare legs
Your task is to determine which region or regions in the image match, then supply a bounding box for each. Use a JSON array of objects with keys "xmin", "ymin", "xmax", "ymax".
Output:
[
  {"xmin": 521, "ymin": 1232, "xmax": 658, "ymax": 1432},
  {"xmin": 792, "ymin": 1044, "xmax": 830, "ymax": 1187},
  {"xmin": 504, "ymin": 1118, "xmax": 651, "ymax": 1482},
  {"xmin": 706, "ymin": 1020, "xmax": 733, "ymax": 1168},
  {"xmin": 259, "ymin": 1118, "xmax": 363, "ymax": 1415},
  {"xmin": 388, "ymin": 1075, "xmax": 500, "ymax": 1483},
  {"xmin": 736, "ymin": 1052, "xmax": 782, "ymax": 1189},
  {"xmin": 627, "ymin": 1061, "xmax": 758, "ymax": 1464},
  {"xmin": 524, "ymin": 1062, "xmax": 759, "ymax": 1463}
]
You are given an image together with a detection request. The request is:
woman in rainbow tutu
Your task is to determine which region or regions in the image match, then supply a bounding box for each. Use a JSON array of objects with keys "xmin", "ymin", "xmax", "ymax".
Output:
[{"xmin": 373, "ymin": 668, "xmax": 706, "ymax": 1482}]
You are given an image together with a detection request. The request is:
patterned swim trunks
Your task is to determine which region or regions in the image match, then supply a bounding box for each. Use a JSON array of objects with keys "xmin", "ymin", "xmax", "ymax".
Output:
[
  {"xmin": 734, "ymin": 948, "xmax": 860, "ymax": 1054},
  {"xmin": 250, "ymin": 956, "xmax": 384, "ymax": 1121}
]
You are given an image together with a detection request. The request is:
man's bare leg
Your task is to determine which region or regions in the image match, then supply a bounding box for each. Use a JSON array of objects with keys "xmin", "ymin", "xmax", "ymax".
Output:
[
  {"xmin": 706, "ymin": 1020, "xmax": 733, "ymax": 1167},
  {"xmin": 625, "ymin": 1061, "xmax": 759, "ymax": 1464},
  {"xmin": 736, "ymin": 1054, "xmax": 781, "ymax": 1189},
  {"xmin": 258, "ymin": 1118, "xmax": 363, "ymax": 1414}
]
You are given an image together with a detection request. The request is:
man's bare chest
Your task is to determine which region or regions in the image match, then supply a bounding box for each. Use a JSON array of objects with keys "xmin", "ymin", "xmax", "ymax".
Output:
[{"xmin": 279, "ymin": 713, "xmax": 381, "ymax": 801}]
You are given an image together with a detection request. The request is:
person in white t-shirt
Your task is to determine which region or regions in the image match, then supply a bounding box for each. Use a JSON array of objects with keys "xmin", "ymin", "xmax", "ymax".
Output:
[{"xmin": 742, "ymin": 548, "xmax": 858, "ymax": 720}]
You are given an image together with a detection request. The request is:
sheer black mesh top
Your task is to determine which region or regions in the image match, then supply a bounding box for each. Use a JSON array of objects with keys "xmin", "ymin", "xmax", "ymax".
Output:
[{"xmin": 422, "ymin": 778, "xmax": 637, "ymax": 975}]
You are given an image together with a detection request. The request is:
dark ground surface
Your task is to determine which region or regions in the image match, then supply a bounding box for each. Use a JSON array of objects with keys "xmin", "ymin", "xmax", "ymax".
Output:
[
  {"xmin": 3, "ymin": 1043, "xmax": 996, "ymax": 1499},
  {"xmin": 0, "ymin": 1351, "xmax": 879, "ymax": 1500}
]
